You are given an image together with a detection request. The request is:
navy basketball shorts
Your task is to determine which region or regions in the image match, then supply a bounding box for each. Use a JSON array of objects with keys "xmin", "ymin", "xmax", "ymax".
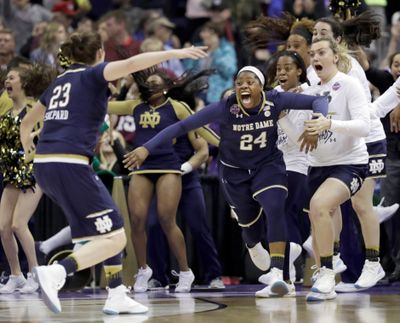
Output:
[
  {"xmin": 366, "ymin": 139, "xmax": 387, "ymax": 179},
  {"xmin": 34, "ymin": 162, "xmax": 124, "ymax": 243},
  {"xmin": 308, "ymin": 164, "xmax": 368, "ymax": 200},
  {"xmin": 218, "ymin": 159, "xmax": 287, "ymax": 227}
]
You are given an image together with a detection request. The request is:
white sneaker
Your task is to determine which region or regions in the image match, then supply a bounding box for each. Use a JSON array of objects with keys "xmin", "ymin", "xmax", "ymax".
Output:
[
  {"xmin": 311, "ymin": 267, "xmax": 335, "ymax": 294},
  {"xmin": 33, "ymin": 264, "xmax": 67, "ymax": 313},
  {"xmin": 247, "ymin": 242, "xmax": 271, "ymax": 271},
  {"xmin": 103, "ymin": 285, "xmax": 148, "ymax": 315},
  {"xmin": 333, "ymin": 254, "xmax": 347, "ymax": 274},
  {"xmin": 134, "ymin": 266, "xmax": 152, "ymax": 293},
  {"xmin": 20, "ymin": 272, "xmax": 39, "ymax": 293},
  {"xmin": 208, "ymin": 277, "xmax": 225, "ymax": 289},
  {"xmin": 374, "ymin": 197, "xmax": 399, "ymax": 224},
  {"xmin": 256, "ymin": 281, "xmax": 295, "ymax": 298},
  {"xmin": 335, "ymin": 282, "xmax": 367, "ymax": 293},
  {"xmin": 289, "ymin": 242, "xmax": 302, "ymax": 282},
  {"xmin": 354, "ymin": 260, "xmax": 385, "ymax": 289},
  {"xmin": 174, "ymin": 269, "xmax": 194, "ymax": 293},
  {"xmin": 0, "ymin": 274, "xmax": 26, "ymax": 294},
  {"xmin": 311, "ymin": 265, "xmax": 320, "ymax": 284},
  {"xmin": 306, "ymin": 290, "xmax": 337, "ymax": 302},
  {"xmin": 258, "ymin": 267, "xmax": 289, "ymax": 296},
  {"xmin": 302, "ymin": 235, "xmax": 313, "ymax": 258}
]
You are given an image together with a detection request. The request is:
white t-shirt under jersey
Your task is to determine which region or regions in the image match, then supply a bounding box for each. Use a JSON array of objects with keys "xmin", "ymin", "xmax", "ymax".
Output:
[
  {"xmin": 348, "ymin": 56, "xmax": 386, "ymax": 144},
  {"xmin": 373, "ymin": 76, "xmax": 400, "ymax": 118},
  {"xmin": 276, "ymin": 84, "xmax": 309, "ymax": 175},
  {"xmin": 306, "ymin": 72, "xmax": 369, "ymax": 167}
]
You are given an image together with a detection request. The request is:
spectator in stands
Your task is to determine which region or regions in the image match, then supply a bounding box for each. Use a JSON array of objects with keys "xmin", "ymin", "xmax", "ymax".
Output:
[
  {"xmin": 183, "ymin": 21, "xmax": 237, "ymax": 104},
  {"xmin": 102, "ymin": 10, "xmax": 141, "ymax": 61},
  {"xmin": 0, "ymin": 29, "xmax": 16, "ymax": 71},
  {"xmin": 30, "ymin": 22, "xmax": 68, "ymax": 67},
  {"xmin": 1, "ymin": 0, "xmax": 53, "ymax": 51}
]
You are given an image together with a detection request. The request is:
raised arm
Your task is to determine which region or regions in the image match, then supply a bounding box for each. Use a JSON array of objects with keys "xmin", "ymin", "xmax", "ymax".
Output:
[
  {"xmin": 103, "ymin": 47, "xmax": 208, "ymax": 82},
  {"xmin": 273, "ymin": 91, "xmax": 329, "ymax": 116},
  {"xmin": 372, "ymin": 77, "xmax": 400, "ymax": 118}
]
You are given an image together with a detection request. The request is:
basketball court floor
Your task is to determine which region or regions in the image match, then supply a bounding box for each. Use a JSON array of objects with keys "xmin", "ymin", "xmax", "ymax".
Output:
[{"xmin": 1, "ymin": 284, "xmax": 400, "ymax": 323}]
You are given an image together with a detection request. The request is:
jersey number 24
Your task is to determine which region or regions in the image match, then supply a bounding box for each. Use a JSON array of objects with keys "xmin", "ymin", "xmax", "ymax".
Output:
[{"xmin": 240, "ymin": 132, "xmax": 267, "ymax": 151}]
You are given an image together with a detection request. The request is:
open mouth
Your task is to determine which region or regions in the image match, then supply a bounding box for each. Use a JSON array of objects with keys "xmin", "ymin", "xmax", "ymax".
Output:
[
  {"xmin": 314, "ymin": 64, "xmax": 323, "ymax": 72},
  {"xmin": 278, "ymin": 78, "xmax": 287, "ymax": 86},
  {"xmin": 5, "ymin": 86, "xmax": 12, "ymax": 93},
  {"xmin": 240, "ymin": 93, "xmax": 251, "ymax": 105}
]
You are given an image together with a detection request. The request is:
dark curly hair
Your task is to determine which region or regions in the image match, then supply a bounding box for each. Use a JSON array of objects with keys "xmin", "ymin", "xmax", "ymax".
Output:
[{"xmin": 132, "ymin": 67, "xmax": 214, "ymax": 108}]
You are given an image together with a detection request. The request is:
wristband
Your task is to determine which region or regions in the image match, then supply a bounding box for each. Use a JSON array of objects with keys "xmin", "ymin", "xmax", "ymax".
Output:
[{"xmin": 180, "ymin": 162, "xmax": 193, "ymax": 175}]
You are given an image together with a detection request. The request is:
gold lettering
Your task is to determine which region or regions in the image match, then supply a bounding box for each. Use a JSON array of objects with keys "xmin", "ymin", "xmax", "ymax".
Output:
[{"xmin": 139, "ymin": 111, "xmax": 161, "ymax": 128}]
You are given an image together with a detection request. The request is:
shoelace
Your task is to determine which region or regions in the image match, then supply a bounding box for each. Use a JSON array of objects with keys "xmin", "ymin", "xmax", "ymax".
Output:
[
  {"xmin": 311, "ymin": 265, "xmax": 320, "ymax": 280},
  {"xmin": 377, "ymin": 197, "xmax": 385, "ymax": 207},
  {"xmin": 171, "ymin": 270, "xmax": 191, "ymax": 288}
]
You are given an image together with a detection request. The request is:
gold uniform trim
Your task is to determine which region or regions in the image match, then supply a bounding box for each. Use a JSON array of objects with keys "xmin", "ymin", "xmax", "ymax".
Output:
[
  {"xmin": 129, "ymin": 170, "xmax": 182, "ymax": 176},
  {"xmin": 72, "ymin": 227, "xmax": 125, "ymax": 243},
  {"xmin": 252, "ymin": 185, "xmax": 288, "ymax": 199},
  {"xmin": 34, "ymin": 154, "xmax": 89, "ymax": 164},
  {"xmin": 238, "ymin": 208, "xmax": 263, "ymax": 228}
]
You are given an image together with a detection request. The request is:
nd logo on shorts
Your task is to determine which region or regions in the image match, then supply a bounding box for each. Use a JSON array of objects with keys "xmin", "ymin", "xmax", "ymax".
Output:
[
  {"xmin": 369, "ymin": 158, "xmax": 385, "ymax": 176},
  {"xmin": 350, "ymin": 177, "xmax": 362, "ymax": 195},
  {"xmin": 94, "ymin": 215, "xmax": 113, "ymax": 233}
]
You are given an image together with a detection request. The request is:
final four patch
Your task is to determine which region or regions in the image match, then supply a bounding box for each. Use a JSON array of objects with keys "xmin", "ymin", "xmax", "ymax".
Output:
[
  {"xmin": 230, "ymin": 104, "xmax": 240, "ymax": 115},
  {"xmin": 332, "ymin": 82, "xmax": 341, "ymax": 91}
]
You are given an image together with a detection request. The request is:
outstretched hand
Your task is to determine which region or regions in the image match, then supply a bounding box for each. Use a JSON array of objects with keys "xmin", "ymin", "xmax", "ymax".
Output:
[
  {"xmin": 123, "ymin": 146, "xmax": 150, "ymax": 170},
  {"xmin": 174, "ymin": 46, "xmax": 208, "ymax": 60}
]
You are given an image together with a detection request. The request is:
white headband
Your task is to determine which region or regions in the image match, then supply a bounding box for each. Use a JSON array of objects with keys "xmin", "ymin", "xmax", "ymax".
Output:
[{"xmin": 237, "ymin": 66, "xmax": 265, "ymax": 87}]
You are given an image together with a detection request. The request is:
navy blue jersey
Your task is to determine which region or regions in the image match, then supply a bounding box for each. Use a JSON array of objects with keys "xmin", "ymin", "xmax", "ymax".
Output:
[
  {"xmin": 36, "ymin": 63, "xmax": 108, "ymax": 158},
  {"xmin": 145, "ymin": 90, "xmax": 328, "ymax": 170}
]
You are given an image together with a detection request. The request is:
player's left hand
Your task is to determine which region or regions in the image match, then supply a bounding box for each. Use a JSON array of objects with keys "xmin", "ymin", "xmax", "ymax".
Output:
[{"xmin": 123, "ymin": 146, "xmax": 149, "ymax": 170}]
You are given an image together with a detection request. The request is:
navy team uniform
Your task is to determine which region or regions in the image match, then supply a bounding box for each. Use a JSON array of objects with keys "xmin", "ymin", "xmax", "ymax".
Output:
[
  {"xmin": 147, "ymin": 132, "xmax": 222, "ymax": 285},
  {"xmin": 143, "ymin": 91, "xmax": 328, "ymax": 248},
  {"xmin": 108, "ymin": 98, "xmax": 219, "ymax": 179},
  {"xmin": 33, "ymin": 63, "xmax": 124, "ymax": 243}
]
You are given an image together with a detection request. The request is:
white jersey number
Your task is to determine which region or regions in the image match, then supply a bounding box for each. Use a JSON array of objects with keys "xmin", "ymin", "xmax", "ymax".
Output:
[
  {"xmin": 240, "ymin": 132, "xmax": 267, "ymax": 151},
  {"xmin": 49, "ymin": 83, "xmax": 71, "ymax": 110}
]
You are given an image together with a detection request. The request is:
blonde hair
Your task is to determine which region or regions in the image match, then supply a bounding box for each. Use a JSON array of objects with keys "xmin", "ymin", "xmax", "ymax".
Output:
[{"xmin": 312, "ymin": 36, "xmax": 351, "ymax": 74}]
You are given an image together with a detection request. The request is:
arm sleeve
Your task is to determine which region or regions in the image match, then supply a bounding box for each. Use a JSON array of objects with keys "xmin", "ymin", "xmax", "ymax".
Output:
[
  {"xmin": 107, "ymin": 99, "xmax": 140, "ymax": 115},
  {"xmin": 330, "ymin": 80, "xmax": 370, "ymax": 137},
  {"xmin": 172, "ymin": 100, "xmax": 220, "ymax": 146},
  {"xmin": 271, "ymin": 90, "xmax": 329, "ymax": 116},
  {"xmin": 144, "ymin": 102, "xmax": 223, "ymax": 154},
  {"xmin": 372, "ymin": 77, "xmax": 400, "ymax": 118}
]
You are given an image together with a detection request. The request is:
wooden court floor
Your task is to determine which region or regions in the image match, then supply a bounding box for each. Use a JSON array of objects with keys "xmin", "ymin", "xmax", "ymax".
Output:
[{"xmin": 1, "ymin": 284, "xmax": 400, "ymax": 323}]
